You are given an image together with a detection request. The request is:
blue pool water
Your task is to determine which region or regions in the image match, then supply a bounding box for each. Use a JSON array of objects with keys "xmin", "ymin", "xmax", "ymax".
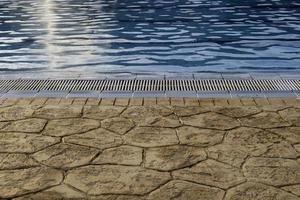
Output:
[{"xmin": 0, "ymin": 0, "xmax": 300, "ymax": 76}]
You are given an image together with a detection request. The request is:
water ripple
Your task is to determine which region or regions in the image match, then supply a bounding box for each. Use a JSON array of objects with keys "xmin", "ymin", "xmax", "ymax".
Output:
[{"xmin": 0, "ymin": 0, "xmax": 300, "ymax": 74}]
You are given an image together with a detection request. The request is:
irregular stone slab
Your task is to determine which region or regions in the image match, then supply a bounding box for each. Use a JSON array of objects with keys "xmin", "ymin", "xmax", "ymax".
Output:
[
  {"xmin": 225, "ymin": 127, "xmax": 282, "ymax": 156},
  {"xmin": 65, "ymin": 165, "xmax": 171, "ymax": 195},
  {"xmin": 32, "ymin": 143, "xmax": 99, "ymax": 169},
  {"xmin": 145, "ymin": 146, "xmax": 206, "ymax": 171},
  {"xmin": 0, "ymin": 106, "xmax": 34, "ymax": 121},
  {"xmin": 262, "ymin": 105, "xmax": 290, "ymax": 112},
  {"xmin": 173, "ymin": 106, "xmax": 209, "ymax": 117},
  {"xmin": 0, "ymin": 132, "xmax": 59, "ymax": 153},
  {"xmin": 93, "ymin": 145, "xmax": 142, "ymax": 166},
  {"xmin": 181, "ymin": 113, "xmax": 239, "ymax": 130},
  {"xmin": 90, "ymin": 195, "xmax": 145, "ymax": 200},
  {"xmin": 177, "ymin": 126, "xmax": 225, "ymax": 147},
  {"xmin": 34, "ymin": 105, "xmax": 82, "ymax": 119},
  {"xmin": 125, "ymin": 127, "xmax": 178, "ymax": 147},
  {"xmin": 0, "ymin": 122, "xmax": 8, "ymax": 129},
  {"xmin": 0, "ymin": 101, "xmax": 17, "ymax": 108},
  {"xmin": 207, "ymin": 127, "xmax": 299, "ymax": 166},
  {"xmin": 1, "ymin": 118, "xmax": 47, "ymax": 133},
  {"xmin": 212, "ymin": 106, "xmax": 261, "ymax": 118},
  {"xmin": 207, "ymin": 144, "xmax": 249, "ymax": 168},
  {"xmin": 83, "ymin": 106, "xmax": 125, "ymax": 120},
  {"xmin": 0, "ymin": 153, "xmax": 38, "ymax": 170},
  {"xmin": 139, "ymin": 115, "xmax": 181, "ymax": 128},
  {"xmin": 148, "ymin": 180, "xmax": 225, "ymax": 200},
  {"xmin": 279, "ymin": 108, "xmax": 300, "ymax": 126},
  {"xmin": 269, "ymin": 127, "xmax": 300, "ymax": 144},
  {"xmin": 224, "ymin": 182, "xmax": 299, "ymax": 200},
  {"xmin": 243, "ymin": 157, "xmax": 300, "ymax": 186},
  {"xmin": 295, "ymin": 144, "xmax": 300, "ymax": 153},
  {"xmin": 14, "ymin": 184, "xmax": 86, "ymax": 200},
  {"xmin": 240, "ymin": 112, "xmax": 291, "ymax": 129},
  {"xmin": 173, "ymin": 159, "xmax": 245, "ymax": 189},
  {"xmin": 43, "ymin": 118, "xmax": 100, "ymax": 137},
  {"xmin": 64, "ymin": 128, "xmax": 123, "ymax": 149},
  {"xmin": 282, "ymin": 185, "xmax": 300, "ymax": 197},
  {"xmin": 261, "ymin": 141, "xmax": 299, "ymax": 159},
  {"xmin": 121, "ymin": 106, "xmax": 172, "ymax": 124},
  {"xmin": 0, "ymin": 167, "xmax": 63, "ymax": 198},
  {"xmin": 101, "ymin": 117, "xmax": 135, "ymax": 135}
]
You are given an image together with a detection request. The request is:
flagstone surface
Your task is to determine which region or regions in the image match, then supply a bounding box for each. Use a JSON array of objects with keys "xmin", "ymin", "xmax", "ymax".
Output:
[{"xmin": 0, "ymin": 99, "xmax": 299, "ymax": 199}]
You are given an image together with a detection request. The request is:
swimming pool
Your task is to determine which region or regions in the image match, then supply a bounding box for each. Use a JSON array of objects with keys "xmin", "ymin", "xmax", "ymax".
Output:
[{"xmin": 0, "ymin": 0, "xmax": 300, "ymax": 77}]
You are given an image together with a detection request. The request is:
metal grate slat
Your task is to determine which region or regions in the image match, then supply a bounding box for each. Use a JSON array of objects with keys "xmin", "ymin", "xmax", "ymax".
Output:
[{"xmin": 0, "ymin": 79, "xmax": 299, "ymax": 92}]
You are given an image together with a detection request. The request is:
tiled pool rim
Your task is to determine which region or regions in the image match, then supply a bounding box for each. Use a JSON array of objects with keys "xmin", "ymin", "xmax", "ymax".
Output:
[{"xmin": 1, "ymin": 97, "xmax": 300, "ymax": 107}]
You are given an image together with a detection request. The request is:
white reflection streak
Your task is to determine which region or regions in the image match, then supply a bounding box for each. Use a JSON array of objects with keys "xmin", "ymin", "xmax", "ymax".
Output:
[
  {"xmin": 39, "ymin": 0, "xmax": 58, "ymax": 69},
  {"xmin": 39, "ymin": 0, "xmax": 105, "ymax": 71}
]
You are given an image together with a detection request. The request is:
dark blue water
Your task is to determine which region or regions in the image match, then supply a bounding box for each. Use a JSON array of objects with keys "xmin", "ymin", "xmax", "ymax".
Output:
[{"xmin": 0, "ymin": 0, "xmax": 300, "ymax": 75}]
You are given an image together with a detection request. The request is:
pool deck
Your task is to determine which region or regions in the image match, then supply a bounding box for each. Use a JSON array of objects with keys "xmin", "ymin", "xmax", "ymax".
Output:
[{"xmin": 0, "ymin": 97, "xmax": 300, "ymax": 199}]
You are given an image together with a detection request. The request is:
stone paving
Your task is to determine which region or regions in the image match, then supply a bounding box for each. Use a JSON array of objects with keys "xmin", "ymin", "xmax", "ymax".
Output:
[{"xmin": 0, "ymin": 98, "xmax": 300, "ymax": 199}]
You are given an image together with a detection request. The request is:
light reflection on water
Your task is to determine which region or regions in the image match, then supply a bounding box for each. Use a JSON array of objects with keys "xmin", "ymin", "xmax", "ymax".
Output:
[{"xmin": 0, "ymin": 0, "xmax": 300, "ymax": 75}]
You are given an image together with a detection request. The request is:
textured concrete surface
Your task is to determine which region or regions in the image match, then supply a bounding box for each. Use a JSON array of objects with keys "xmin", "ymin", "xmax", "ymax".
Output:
[{"xmin": 0, "ymin": 98, "xmax": 299, "ymax": 199}]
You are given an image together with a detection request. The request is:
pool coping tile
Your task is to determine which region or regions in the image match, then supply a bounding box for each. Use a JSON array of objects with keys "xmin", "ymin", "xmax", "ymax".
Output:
[{"xmin": 35, "ymin": 91, "xmax": 70, "ymax": 98}]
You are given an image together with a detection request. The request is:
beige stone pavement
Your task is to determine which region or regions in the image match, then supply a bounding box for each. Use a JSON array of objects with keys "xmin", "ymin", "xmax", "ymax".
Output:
[{"xmin": 0, "ymin": 97, "xmax": 300, "ymax": 200}]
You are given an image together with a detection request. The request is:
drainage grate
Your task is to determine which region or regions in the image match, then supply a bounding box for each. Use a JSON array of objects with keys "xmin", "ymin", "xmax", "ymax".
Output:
[{"xmin": 0, "ymin": 79, "xmax": 299, "ymax": 92}]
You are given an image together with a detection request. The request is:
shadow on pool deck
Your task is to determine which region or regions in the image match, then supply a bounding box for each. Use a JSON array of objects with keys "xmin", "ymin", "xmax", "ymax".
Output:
[{"xmin": 0, "ymin": 98, "xmax": 299, "ymax": 199}]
